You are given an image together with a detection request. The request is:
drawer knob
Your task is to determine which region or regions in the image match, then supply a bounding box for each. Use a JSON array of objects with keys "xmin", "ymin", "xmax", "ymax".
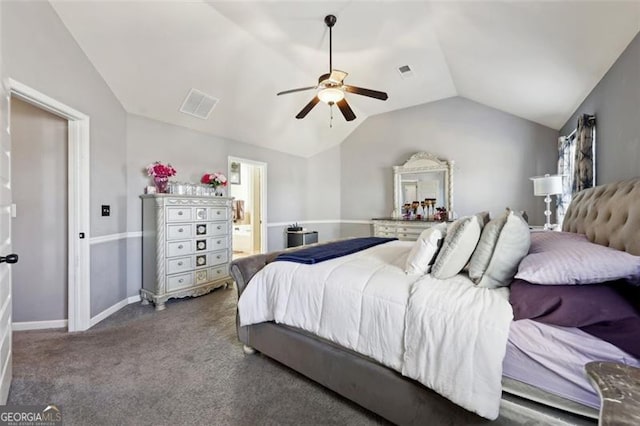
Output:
[
  {"xmin": 217, "ymin": 226, "xmax": 221, "ymax": 230},
  {"xmin": 178, "ymin": 279, "xmax": 184, "ymax": 283},
  {"xmin": 216, "ymin": 240, "xmax": 221, "ymax": 244},
  {"xmin": 178, "ymin": 211, "xmax": 183, "ymax": 216},
  {"xmin": 216, "ymin": 270, "xmax": 221, "ymax": 274},
  {"xmin": 178, "ymin": 245, "xmax": 184, "ymax": 249},
  {"xmin": 178, "ymin": 228, "xmax": 184, "ymax": 233},
  {"xmin": 177, "ymin": 261, "xmax": 183, "ymax": 266},
  {"xmin": 216, "ymin": 211, "xmax": 221, "ymax": 215},
  {"xmin": 216, "ymin": 255, "xmax": 221, "ymax": 259}
]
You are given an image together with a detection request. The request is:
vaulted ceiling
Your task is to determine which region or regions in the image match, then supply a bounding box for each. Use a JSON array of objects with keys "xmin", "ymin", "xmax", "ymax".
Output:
[{"xmin": 50, "ymin": 1, "xmax": 640, "ymax": 157}]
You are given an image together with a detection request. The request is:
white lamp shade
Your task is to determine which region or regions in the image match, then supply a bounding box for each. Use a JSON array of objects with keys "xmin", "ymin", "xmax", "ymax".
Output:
[
  {"xmin": 530, "ymin": 174, "xmax": 563, "ymax": 196},
  {"xmin": 317, "ymin": 87, "xmax": 344, "ymax": 104}
]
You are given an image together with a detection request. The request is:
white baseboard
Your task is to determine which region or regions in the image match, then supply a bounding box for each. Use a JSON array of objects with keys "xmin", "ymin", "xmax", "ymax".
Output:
[
  {"xmin": 89, "ymin": 294, "xmax": 142, "ymax": 327},
  {"xmin": 14, "ymin": 295, "xmax": 143, "ymax": 331},
  {"xmin": 13, "ymin": 319, "xmax": 68, "ymax": 331}
]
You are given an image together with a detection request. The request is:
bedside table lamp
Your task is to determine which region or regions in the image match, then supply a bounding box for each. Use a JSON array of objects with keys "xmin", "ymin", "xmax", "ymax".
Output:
[{"xmin": 530, "ymin": 174, "xmax": 563, "ymax": 231}]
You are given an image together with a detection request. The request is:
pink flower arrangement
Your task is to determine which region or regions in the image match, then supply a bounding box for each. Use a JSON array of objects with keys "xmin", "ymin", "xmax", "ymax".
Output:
[
  {"xmin": 201, "ymin": 172, "xmax": 228, "ymax": 188},
  {"xmin": 146, "ymin": 161, "xmax": 177, "ymax": 178}
]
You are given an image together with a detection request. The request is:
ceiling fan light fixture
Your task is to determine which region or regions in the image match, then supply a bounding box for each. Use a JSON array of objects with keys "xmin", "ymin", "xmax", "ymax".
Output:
[{"xmin": 317, "ymin": 87, "xmax": 344, "ymax": 104}]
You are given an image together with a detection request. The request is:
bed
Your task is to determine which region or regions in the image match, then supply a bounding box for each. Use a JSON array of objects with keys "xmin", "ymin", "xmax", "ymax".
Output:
[{"xmin": 230, "ymin": 178, "xmax": 640, "ymax": 425}]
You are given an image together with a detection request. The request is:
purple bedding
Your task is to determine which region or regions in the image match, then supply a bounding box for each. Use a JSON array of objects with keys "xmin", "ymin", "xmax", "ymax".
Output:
[
  {"xmin": 504, "ymin": 319, "xmax": 640, "ymax": 409},
  {"xmin": 510, "ymin": 279, "xmax": 640, "ymax": 357}
]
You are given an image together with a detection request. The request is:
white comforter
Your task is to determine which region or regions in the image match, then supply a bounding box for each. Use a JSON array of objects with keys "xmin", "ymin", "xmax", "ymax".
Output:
[{"xmin": 237, "ymin": 241, "xmax": 513, "ymax": 419}]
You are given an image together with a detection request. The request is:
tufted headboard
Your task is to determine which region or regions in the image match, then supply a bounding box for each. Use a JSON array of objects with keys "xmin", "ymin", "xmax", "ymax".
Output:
[{"xmin": 562, "ymin": 178, "xmax": 640, "ymax": 255}]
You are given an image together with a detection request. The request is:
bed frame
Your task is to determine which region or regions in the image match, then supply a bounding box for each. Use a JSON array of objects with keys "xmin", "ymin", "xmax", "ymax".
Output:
[{"xmin": 230, "ymin": 178, "xmax": 640, "ymax": 425}]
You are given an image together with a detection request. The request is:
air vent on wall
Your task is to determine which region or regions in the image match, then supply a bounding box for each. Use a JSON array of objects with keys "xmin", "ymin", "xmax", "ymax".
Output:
[
  {"xmin": 397, "ymin": 65, "xmax": 415, "ymax": 80},
  {"xmin": 179, "ymin": 88, "xmax": 219, "ymax": 119}
]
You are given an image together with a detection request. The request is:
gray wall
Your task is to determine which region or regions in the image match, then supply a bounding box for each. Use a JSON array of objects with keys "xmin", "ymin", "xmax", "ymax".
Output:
[
  {"xmin": 339, "ymin": 96, "xmax": 559, "ymax": 228},
  {"xmin": 560, "ymin": 32, "xmax": 640, "ymax": 183},
  {"xmin": 305, "ymin": 145, "xmax": 341, "ymax": 220},
  {"xmin": 1, "ymin": 1, "xmax": 128, "ymax": 318},
  {"xmin": 11, "ymin": 98, "xmax": 68, "ymax": 322}
]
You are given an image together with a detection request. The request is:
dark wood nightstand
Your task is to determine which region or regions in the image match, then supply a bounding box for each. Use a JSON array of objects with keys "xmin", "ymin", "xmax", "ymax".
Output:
[{"xmin": 586, "ymin": 361, "xmax": 640, "ymax": 425}]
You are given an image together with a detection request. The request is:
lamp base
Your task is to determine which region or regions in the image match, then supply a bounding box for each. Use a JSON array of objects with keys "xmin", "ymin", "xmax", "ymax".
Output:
[{"xmin": 544, "ymin": 195, "xmax": 553, "ymax": 231}]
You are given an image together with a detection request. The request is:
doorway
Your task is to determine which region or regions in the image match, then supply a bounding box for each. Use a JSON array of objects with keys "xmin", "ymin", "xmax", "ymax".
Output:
[
  {"xmin": 8, "ymin": 79, "xmax": 91, "ymax": 332},
  {"xmin": 228, "ymin": 157, "xmax": 267, "ymax": 258},
  {"xmin": 10, "ymin": 98, "xmax": 68, "ymax": 327}
]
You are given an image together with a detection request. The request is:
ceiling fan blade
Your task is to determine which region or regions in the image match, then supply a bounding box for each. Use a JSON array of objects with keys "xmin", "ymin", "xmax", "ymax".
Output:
[
  {"xmin": 336, "ymin": 99, "xmax": 356, "ymax": 121},
  {"xmin": 343, "ymin": 85, "xmax": 388, "ymax": 101},
  {"xmin": 277, "ymin": 86, "xmax": 316, "ymax": 96},
  {"xmin": 296, "ymin": 96, "xmax": 320, "ymax": 119},
  {"xmin": 329, "ymin": 69, "xmax": 348, "ymax": 83}
]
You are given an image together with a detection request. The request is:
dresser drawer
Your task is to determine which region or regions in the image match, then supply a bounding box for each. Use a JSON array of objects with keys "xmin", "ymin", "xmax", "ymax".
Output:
[
  {"xmin": 376, "ymin": 231, "xmax": 395, "ymax": 238},
  {"xmin": 193, "ymin": 236, "xmax": 228, "ymax": 252},
  {"xmin": 167, "ymin": 240, "xmax": 193, "ymax": 257},
  {"xmin": 210, "ymin": 222, "xmax": 228, "ymax": 236},
  {"xmin": 376, "ymin": 226, "xmax": 396, "ymax": 233},
  {"xmin": 195, "ymin": 253, "xmax": 208, "ymax": 268},
  {"xmin": 167, "ymin": 256, "xmax": 193, "ymax": 274},
  {"xmin": 193, "ymin": 265, "xmax": 229, "ymax": 284},
  {"xmin": 210, "ymin": 236, "xmax": 228, "ymax": 250},
  {"xmin": 167, "ymin": 272, "xmax": 193, "ymax": 291},
  {"xmin": 209, "ymin": 264, "xmax": 229, "ymax": 280},
  {"xmin": 167, "ymin": 207, "xmax": 192, "ymax": 222},
  {"xmin": 195, "ymin": 207, "xmax": 208, "ymax": 221},
  {"xmin": 167, "ymin": 224, "xmax": 193, "ymax": 240},
  {"xmin": 209, "ymin": 208, "xmax": 228, "ymax": 220},
  {"xmin": 194, "ymin": 238, "xmax": 208, "ymax": 252},
  {"xmin": 396, "ymin": 226, "xmax": 424, "ymax": 234},
  {"xmin": 210, "ymin": 250, "xmax": 229, "ymax": 266}
]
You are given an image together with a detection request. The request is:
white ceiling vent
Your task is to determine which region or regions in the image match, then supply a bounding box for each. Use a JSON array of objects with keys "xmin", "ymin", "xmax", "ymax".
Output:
[
  {"xmin": 397, "ymin": 65, "xmax": 415, "ymax": 80},
  {"xmin": 179, "ymin": 88, "xmax": 219, "ymax": 119}
]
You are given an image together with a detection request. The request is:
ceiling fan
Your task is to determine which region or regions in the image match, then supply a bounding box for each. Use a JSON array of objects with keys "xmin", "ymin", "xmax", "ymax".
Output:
[{"xmin": 277, "ymin": 14, "xmax": 388, "ymax": 122}]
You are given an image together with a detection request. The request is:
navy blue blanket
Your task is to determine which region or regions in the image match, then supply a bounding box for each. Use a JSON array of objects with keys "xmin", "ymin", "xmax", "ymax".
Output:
[{"xmin": 275, "ymin": 237, "xmax": 397, "ymax": 265}]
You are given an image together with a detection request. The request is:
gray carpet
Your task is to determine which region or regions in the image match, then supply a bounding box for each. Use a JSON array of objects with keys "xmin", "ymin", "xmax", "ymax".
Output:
[{"xmin": 8, "ymin": 287, "xmax": 387, "ymax": 425}]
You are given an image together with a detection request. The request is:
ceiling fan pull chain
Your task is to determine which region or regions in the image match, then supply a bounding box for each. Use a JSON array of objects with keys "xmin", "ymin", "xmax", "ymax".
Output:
[{"xmin": 330, "ymin": 104, "xmax": 334, "ymax": 128}]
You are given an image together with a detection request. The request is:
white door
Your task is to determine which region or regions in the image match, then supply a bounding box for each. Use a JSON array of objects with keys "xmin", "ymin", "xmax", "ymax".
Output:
[{"xmin": 0, "ymin": 85, "xmax": 15, "ymax": 402}]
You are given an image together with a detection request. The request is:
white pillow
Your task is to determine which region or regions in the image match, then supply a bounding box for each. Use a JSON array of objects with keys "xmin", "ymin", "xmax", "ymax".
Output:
[
  {"xmin": 469, "ymin": 210, "xmax": 530, "ymax": 288},
  {"xmin": 431, "ymin": 215, "xmax": 482, "ymax": 279},
  {"xmin": 404, "ymin": 224, "xmax": 447, "ymax": 275}
]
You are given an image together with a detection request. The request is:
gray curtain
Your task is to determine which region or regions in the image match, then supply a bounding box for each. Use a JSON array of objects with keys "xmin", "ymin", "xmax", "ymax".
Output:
[
  {"xmin": 557, "ymin": 136, "xmax": 573, "ymax": 225},
  {"xmin": 573, "ymin": 114, "xmax": 596, "ymax": 193},
  {"xmin": 557, "ymin": 114, "xmax": 596, "ymax": 226}
]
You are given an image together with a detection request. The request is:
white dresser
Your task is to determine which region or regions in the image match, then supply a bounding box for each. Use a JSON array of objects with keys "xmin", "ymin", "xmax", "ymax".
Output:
[
  {"xmin": 140, "ymin": 194, "xmax": 233, "ymax": 310},
  {"xmin": 372, "ymin": 218, "xmax": 440, "ymax": 241}
]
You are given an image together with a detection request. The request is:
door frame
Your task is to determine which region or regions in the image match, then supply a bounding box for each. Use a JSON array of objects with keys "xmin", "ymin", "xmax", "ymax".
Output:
[
  {"xmin": 8, "ymin": 79, "xmax": 91, "ymax": 332},
  {"xmin": 228, "ymin": 156, "xmax": 267, "ymax": 253}
]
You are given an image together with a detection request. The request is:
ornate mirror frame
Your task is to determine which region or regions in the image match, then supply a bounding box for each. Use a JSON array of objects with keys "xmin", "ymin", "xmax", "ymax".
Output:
[{"xmin": 393, "ymin": 152, "xmax": 454, "ymax": 217}]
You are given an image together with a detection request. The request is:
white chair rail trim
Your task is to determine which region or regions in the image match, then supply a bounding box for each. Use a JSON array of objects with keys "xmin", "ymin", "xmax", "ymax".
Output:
[
  {"xmin": 91, "ymin": 221, "xmax": 374, "ymax": 244},
  {"xmin": 266, "ymin": 220, "xmax": 372, "ymax": 227},
  {"xmin": 90, "ymin": 231, "xmax": 142, "ymax": 245}
]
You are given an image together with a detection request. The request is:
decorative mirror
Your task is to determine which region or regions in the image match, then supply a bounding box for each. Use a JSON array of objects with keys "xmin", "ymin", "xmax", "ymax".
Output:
[{"xmin": 393, "ymin": 152, "xmax": 454, "ymax": 218}]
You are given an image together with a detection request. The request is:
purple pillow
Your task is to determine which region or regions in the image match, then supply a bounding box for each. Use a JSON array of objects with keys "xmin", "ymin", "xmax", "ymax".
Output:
[
  {"xmin": 515, "ymin": 231, "xmax": 640, "ymax": 285},
  {"xmin": 509, "ymin": 279, "xmax": 638, "ymax": 327},
  {"xmin": 581, "ymin": 318, "xmax": 640, "ymax": 358},
  {"xmin": 510, "ymin": 279, "xmax": 640, "ymax": 357}
]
